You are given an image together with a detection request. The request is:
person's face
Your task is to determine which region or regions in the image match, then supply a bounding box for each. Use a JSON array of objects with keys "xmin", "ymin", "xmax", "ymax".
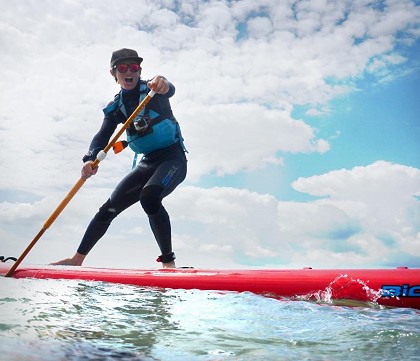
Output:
[{"xmin": 111, "ymin": 62, "xmax": 141, "ymax": 90}]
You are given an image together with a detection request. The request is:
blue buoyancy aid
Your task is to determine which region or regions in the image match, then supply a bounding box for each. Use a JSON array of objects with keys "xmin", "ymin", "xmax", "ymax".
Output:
[{"xmin": 103, "ymin": 82, "xmax": 186, "ymax": 167}]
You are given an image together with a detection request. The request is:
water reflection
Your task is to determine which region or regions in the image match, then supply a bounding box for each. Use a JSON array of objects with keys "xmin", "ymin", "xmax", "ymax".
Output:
[
  {"xmin": 1, "ymin": 278, "xmax": 178, "ymax": 359},
  {"xmin": 1, "ymin": 277, "xmax": 419, "ymax": 361}
]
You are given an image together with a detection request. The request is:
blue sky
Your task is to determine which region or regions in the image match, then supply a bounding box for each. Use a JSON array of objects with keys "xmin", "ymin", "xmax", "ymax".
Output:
[
  {"xmin": 197, "ymin": 39, "xmax": 420, "ymax": 201},
  {"xmin": 0, "ymin": 0, "xmax": 419, "ymax": 269},
  {"xmin": 288, "ymin": 66, "xmax": 420, "ymax": 194}
]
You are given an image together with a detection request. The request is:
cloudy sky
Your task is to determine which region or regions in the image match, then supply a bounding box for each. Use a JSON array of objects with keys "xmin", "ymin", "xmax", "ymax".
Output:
[{"xmin": 1, "ymin": 0, "xmax": 419, "ymax": 270}]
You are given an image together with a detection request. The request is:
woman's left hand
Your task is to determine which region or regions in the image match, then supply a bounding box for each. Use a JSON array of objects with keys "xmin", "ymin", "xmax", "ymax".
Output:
[{"xmin": 148, "ymin": 76, "xmax": 169, "ymax": 94}]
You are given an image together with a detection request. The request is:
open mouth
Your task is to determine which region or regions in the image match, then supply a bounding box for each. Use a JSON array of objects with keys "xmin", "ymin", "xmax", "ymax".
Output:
[{"xmin": 125, "ymin": 77, "xmax": 134, "ymax": 83}]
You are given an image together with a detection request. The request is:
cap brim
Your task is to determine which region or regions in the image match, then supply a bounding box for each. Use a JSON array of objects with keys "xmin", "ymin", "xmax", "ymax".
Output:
[{"xmin": 111, "ymin": 56, "xmax": 143, "ymax": 67}]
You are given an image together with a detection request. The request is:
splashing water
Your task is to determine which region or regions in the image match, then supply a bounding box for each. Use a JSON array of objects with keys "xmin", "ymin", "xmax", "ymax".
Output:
[{"xmin": 295, "ymin": 274, "xmax": 384, "ymax": 307}]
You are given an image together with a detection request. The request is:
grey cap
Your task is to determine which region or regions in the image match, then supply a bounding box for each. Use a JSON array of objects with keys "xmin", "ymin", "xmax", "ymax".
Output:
[{"xmin": 110, "ymin": 48, "xmax": 143, "ymax": 68}]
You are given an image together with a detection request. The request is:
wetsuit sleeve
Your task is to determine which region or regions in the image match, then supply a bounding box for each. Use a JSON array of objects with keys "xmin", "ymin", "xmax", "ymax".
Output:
[
  {"xmin": 166, "ymin": 81, "xmax": 175, "ymax": 98},
  {"xmin": 82, "ymin": 113, "xmax": 119, "ymax": 162},
  {"xmin": 146, "ymin": 80, "xmax": 176, "ymax": 117}
]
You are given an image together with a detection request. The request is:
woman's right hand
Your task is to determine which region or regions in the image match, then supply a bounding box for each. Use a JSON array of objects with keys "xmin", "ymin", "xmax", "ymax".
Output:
[{"xmin": 81, "ymin": 161, "xmax": 98, "ymax": 180}]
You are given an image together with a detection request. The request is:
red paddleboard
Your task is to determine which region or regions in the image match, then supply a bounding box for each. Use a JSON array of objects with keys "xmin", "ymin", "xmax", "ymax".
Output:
[{"xmin": 1, "ymin": 264, "xmax": 419, "ymax": 309}]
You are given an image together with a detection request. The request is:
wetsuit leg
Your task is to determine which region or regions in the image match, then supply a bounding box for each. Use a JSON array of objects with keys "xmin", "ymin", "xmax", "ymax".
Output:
[
  {"xmin": 77, "ymin": 163, "xmax": 154, "ymax": 255},
  {"xmin": 77, "ymin": 199, "xmax": 118, "ymax": 255},
  {"xmin": 140, "ymin": 159, "xmax": 187, "ymax": 259}
]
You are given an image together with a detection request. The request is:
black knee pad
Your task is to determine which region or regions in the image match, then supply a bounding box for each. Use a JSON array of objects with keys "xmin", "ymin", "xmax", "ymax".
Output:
[{"xmin": 140, "ymin": 185, "xmax": 163, "ymax": 215}]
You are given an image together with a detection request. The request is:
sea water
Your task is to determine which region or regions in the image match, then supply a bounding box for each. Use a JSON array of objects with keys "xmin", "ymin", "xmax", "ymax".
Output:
[{"xmin": 0, "ymin": 277, "xmax": 419, "ymax": 361}]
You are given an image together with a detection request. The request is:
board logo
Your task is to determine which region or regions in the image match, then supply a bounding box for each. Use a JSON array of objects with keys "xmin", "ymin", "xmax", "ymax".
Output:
[{"xmin": 381, "ymin": 284, "xmax": 420, "ymax": 298}]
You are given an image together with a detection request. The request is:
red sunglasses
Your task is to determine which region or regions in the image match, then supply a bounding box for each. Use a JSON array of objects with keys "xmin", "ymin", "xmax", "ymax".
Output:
[{"xmin": 114, "ymin": 63, "xmax": 141, "ymax": 73}]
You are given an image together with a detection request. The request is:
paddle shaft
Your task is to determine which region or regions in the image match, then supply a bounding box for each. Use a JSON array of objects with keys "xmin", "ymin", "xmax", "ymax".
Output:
[{"xmin": 5, "ymin": 90, "xmax": 156, "ymax": 277}]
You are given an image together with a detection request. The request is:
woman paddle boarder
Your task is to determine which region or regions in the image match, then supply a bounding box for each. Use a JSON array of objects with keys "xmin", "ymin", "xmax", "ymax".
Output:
[{"xmin": 52, "ymin": 48, "xmax": 187, "ymax": 268}]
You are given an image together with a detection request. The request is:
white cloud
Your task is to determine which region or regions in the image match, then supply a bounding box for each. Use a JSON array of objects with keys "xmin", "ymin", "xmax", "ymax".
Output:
[
  {"xmin": 288, "ymin": 161, "xmax": 420, "ymax": 265},
  {"xmin": 292, "ymin": 161, "xmax": 420, "ymax": 202},
  {"xmin": 179, "ymin": 102, "xmax": 329, "ymax": 180},
  {"xmin": 247, "ymin": 16, "xmax": 273, "ymax": 38},
  {"xmin": 2, "ymin": 0, "xmax": 418, "ymax": 191},
  {"xmin": 171, "ymin": 162, "xmax": 419, "ymax": 268},
  {"xmin": 2, "ymin": 162, "xmax": 418, "ymax": 269}
]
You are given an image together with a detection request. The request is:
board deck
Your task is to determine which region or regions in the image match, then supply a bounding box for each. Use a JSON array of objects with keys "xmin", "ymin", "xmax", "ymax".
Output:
[{"xmin": 1, "ymin": 264, "xmax": 419, "ymax": 309}]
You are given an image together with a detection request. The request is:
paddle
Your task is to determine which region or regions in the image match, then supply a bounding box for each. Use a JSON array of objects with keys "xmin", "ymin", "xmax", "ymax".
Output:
[{"xmin": 5, "ymin": 90, "xmax": 156, "ymax": 277}]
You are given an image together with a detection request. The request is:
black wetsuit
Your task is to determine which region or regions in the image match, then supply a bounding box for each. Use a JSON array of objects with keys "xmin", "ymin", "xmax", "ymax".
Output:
[{"xmin": 77, "ymin": 80, "xmax": 187, "ymax": 263}]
